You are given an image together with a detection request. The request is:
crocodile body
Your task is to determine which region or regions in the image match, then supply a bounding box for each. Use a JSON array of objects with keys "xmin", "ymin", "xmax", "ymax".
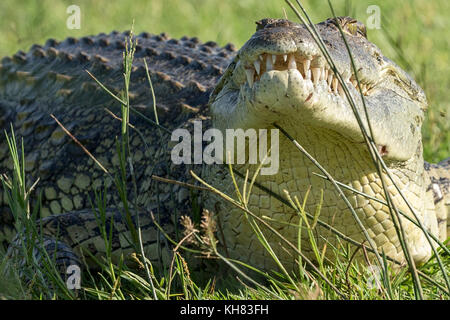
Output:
[
  {"xmin": 0, "ymin": 18, "xmax": 449, "ymax": 273},
  {"xmin": 0, "ymin": 31, "xmax": 234, "ymax": 251}
]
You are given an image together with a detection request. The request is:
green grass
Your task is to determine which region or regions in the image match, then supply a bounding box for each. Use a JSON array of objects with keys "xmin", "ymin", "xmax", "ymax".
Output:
[
  {"xmin": 0, "ymin": 0, "xmax": 449, "ymax": 300},
  {"xmin": 0, "ymin": 118, "xmax": 448, "ymax": 299},
  {"xmin": 0, "ymin": 0, "xmax": 448, "ymax": 161}
]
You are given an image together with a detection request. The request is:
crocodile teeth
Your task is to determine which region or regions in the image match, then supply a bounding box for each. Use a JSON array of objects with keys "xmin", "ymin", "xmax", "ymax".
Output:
[
  {"xmin": 303, "ymin": 59, "xmax": 311, "ymax": 76},
  {"xmin": 362, "ymin": 84, "xmax": 368, "ymax": 93},
  {"xmin": 305, "ymin": 69, "xmax": 311, "ymax": 80},
  {"xmin": 311, "ymin": 67, "xmax": 321, "ymax": 84},
  {"xmin": 332, "ymin": 77, "xmax": 338, "ymax": 94},
  {"xmin": 338, "ymin": 83, "xmax": 345, "ymax": 98},
  {"xmin": 266, "ymin": 55, "xmax": 273, "ymax": 71},
  {"xmin": 288, "ymin": 55, "xmax": 297, "ymax": 70},
  {"xmin": 359, "ymin": 83, "xmax": 365, "ymax": 92},
  {"xmin": 343, "ymin": 71, "xmax": 351, "ymax": 83},
  {"xmin": 244, "ymin": 53, "xmax": 368, "ymax": 98},
  {"xmin": 327, "ymin": 74, "xmax": 333, "ymax": 86},
  {"xmin": 253, "ymin": 60, "xmax": 261, "ymax": 75},
  {"xmin": 245, "ymin": 68, "xmax": 254, "ymax": 88},
  {"xmin": 320, "ymin": 68, "xmax": 327, "ymax": 81}
]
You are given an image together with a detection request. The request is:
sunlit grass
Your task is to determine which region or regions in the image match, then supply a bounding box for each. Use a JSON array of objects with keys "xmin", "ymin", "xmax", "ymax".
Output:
[{"xmin": 0, "ymin": 0, "xmax": 448, "ymax": 300}]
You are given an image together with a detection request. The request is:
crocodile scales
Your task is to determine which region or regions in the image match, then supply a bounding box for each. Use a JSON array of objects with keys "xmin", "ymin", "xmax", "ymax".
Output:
[{"xmin": 0, "ymin": 17, "xmax": 449, "ymax": 273}]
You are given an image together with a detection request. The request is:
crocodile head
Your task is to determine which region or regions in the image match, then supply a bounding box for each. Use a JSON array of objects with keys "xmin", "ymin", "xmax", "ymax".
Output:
[
  {"xmin": 210, "ymin": 17, "xmax": 427, "ymax": 162},
  {"xmin": 208, "ymin": 17, "xmax": 437, "ymax": 267}
]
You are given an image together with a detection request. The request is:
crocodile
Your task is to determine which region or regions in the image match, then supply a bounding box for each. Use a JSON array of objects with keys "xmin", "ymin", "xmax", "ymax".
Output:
[{"xmin": 0, "ymin": 17, "xmax": 449, "ymax": 276}]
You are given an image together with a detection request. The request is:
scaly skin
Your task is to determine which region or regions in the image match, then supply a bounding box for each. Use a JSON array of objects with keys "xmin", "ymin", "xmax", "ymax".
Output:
[
  {"xmin": 208, "ymin": 17, "xmax": 448, "ymax": 269},
  {"xmin": 0, "ymin": 30, "xmax": 234, "ymax": 252},
  {"xmin": 1, "ymin": 18, "xmax": 448, "ymax": 275}
]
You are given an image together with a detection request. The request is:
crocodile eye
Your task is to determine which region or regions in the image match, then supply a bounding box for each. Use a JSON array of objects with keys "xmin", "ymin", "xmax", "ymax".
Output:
[
  {"xmin": 351, "ymin": 20, "xmax": 367, "ymax": 38},
  {"xmin": 330, "ymin": 16, "xmax": 368, "ymax": 39},
  {"xmin": 255, "ymin": 18, "xmax": 293, "ymax": 31}
]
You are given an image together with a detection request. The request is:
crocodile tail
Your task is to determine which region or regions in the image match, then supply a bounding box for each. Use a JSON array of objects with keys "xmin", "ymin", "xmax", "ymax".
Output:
[{"xmin": 425, "ymin": 158, "xmax": 450, "ymax": 240}]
